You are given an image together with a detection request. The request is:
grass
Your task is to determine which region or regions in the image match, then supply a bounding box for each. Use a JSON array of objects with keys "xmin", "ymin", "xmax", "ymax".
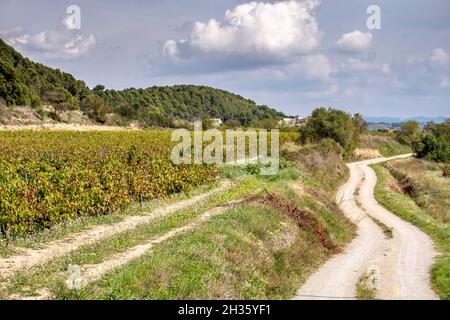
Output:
[
  {"xmin": 354, "ymin": 133, "xmax": 412, "ymax": 159},
  {"xmin": 370, "ymin": 217, "xmax": 394, "ymax": 239},
  {"xmin": 356, "ymin": 270, "xmax": 377, "ymax": 300},
  {"xmin": 372, "ymin": 160, "xmax": 450, "ymax": 299},
  {"xmin": 56, "ymin": 179, "xmax": 355, "ymax": 300},
  {"xmin": 58, "ymin": 204, "xmax": 321, "ymax": 299}
]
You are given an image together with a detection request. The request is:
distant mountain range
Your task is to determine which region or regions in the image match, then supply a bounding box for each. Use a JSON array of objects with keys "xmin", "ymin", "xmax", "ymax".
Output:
[{"xmin": 364, "ymin": 116, "xmax": 448, "ymax": 124}]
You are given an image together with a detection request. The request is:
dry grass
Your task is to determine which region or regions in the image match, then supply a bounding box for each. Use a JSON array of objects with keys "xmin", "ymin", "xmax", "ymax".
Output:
[
  {"xmin": 353, "ymin": 148, "xmax": 382, "ymax": 160},
  {"xmin": 373, "ymin": 161, "xmax": 450, "ymax": 299},
  {"xmin": 354, "ymin": 134, "xmax": 411, "ymax": 159},
  {"xmin": 385, "ymin": 159, "xmax": 450, "ymax": 223}
]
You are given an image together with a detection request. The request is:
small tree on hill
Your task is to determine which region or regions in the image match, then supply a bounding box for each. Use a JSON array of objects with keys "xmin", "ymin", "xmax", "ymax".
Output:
[{"xmin": 395, "ymin": 121, "xmax": 420, "ymax": 146}]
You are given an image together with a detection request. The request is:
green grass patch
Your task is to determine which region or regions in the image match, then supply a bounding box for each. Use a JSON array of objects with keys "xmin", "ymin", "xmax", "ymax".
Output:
[
  {"xmin": 356, "ymin": 271, "xmax": 377, "ymax": 300},
  {"xmin": 55, "ymin": 204, "xmax": 335, "ymax": 300}
]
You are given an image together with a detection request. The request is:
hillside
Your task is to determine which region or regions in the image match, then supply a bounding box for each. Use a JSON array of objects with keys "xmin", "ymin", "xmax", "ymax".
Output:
[
  {"xmin": 0, "ymin": 38, "xmax": 90, "ymax": 110},
  {"xmin": 93, "ymin": 85, "xmax": 285, "ymax": 127},
  {"xmin": 0, "ymin": 38, "xmax": 285, "ymax": 127}
]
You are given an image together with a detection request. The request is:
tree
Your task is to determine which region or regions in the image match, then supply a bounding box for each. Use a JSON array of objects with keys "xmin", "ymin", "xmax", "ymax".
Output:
[
  {"xmin": 81, "ymin": 95, "xmax": 110, "ymax": 123},
  {"xmin": 93, "ymin": 84, "xmax": 106, "ymax": 92},
  {"xmin": 300, "ymin": 107, "xmax": 360, "ymax": 157},
  {"xmin": 395, "ymin": 121, "xmax": 420, "ymax": 146},
  {"xmin": 224, "ymin": 119, "xmax": 241, "ymax": 129},
  {"xmin": 414, "ymin": 120, "xmax": 450, "ymax": 163},
  {"xmin": 413, "ymin": 134, "xmax": 450, "ymax": 163},
  {"xmin": 353, "ymin": 113, "xmax": 368, "ymax": 133}
]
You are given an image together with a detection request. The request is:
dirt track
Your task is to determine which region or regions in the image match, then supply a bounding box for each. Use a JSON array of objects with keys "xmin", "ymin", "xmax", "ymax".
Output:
[
  {"xmin": 294, "ymin": 154, "xmax": 439, "ymax": 300},
  {"xmin": 0, "ymin": 182, "xmax": 230, "ymax": 281}
]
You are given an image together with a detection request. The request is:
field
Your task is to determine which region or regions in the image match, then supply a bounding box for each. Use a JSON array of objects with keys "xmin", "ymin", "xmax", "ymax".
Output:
[
  {"xmin": 0, "ymin": 131, "xmax": 354, "ymax": 299},
  {"xmin": 372, "ymin": 158, "xmax": 450, "ymax": 299},
  {"xmin": 0, "ymin": 131, "xmax": 216, "ymax": 238}
]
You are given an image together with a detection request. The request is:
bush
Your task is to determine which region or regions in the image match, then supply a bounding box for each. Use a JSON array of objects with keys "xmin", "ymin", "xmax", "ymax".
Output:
[
  {"xmin": 413, "ymin": 134, "xmax": 450, "ymax": 163},
  {"xmin": 81, "ymin": 95, "xmax": 111, "ymax": 123},
  {"xmin": 443, "ymin": 165, "xmax": 450, "ymax": 177},
  {"xmin": 47, "ymin": 111, "xmax": 62, "ymax": 122},
  {"xmin": 299, "ymin": 107, "xmax": 359, "ymax": 158},
  {"xmin": 395, "ymin": 121, "xmax": 420, "ymax": 146}
]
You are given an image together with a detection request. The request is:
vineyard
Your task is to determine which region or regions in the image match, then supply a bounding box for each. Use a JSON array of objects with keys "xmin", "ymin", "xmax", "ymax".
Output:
[
  {"xmin": 0, "ymin": 131, "xmax": 217, "ymax": 238},
  {"xmin": 0, "ymin": 130, "xmax": 300, "ymax": 239}
]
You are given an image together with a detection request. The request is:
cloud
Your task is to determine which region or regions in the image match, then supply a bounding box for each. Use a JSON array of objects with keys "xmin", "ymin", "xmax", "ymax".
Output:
[
  {"xmin": 296, "ymin": 54, "xmax": 332, "ymax": 81},
  {"xmin": 305, "ymin": 84, "xmax": 339, "ymax": 99},
  {"xmin": 339, "ymin": 59, "xmax": 392, "ymax": 75},
  {"xmin": 0, "ymin": 20, "xmax": 95, "ymax": 59},
  {"xmin": 429, "ymin": 48, "xmax": 449, "ymax": 69},
  {"xmin": 163, "ymin": 0, "xmax": 322, "ymax": 64},
  {"xmin": 335, "ymin": 30, "xmax": 373, "ymax": 54}
]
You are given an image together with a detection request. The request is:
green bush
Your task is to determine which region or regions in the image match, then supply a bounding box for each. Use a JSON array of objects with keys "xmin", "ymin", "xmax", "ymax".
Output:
[
  {"xmin": 299, "ymin": 107, "xmax": 360, "ymax": 158},
  {"xmin": 413, "ymin": 134, "xmax": 450, "ymax": 163}
]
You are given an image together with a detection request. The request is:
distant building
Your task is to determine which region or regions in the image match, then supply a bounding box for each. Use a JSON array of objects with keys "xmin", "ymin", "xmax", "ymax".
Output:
[
  {"xmin": 279, "ymin": 115, "xmax": 310, "ymax": 127},
  {"xmin": 209, "ymin": 118, "xmax": 223, "ymax": 127},
  {"xmin": 279, "ymin": 117, "xmax": 296, "ymax": 126},
  {"xmin": 294, "ymin": 116, "xmax": 310, "ymax": 126}
]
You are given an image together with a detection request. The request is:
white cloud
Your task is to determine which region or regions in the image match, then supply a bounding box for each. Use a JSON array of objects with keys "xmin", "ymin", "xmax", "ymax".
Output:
[
  {"xmin": 429, "ymin": 48, "xmax": 449, "ymax": 69},
  {"xmin": 163, "ymin": 40, "xmax": 179, "ymax": 59},
  {"xmin": 335, "ymin": 30, "xmax": 372, "ymax": 54},
  {"xmin": 305, "ymin": 84, "xmax": 338, "ymax": 98},
  {"xmin": 297, "ymin": 54, "xmax": 332, "ymax": 81},
  {"xmin": 1, "ymin": 23, "xmax": 95, "ymax": 59},
  {"xmin": 381, "ymin": 64, "xmax": 392, "ymax": 74},
  {"xmin": 441, "ymin": 77, "xmax": 449, "ymax": 88},
  {"xmin": 164, "ymin": 0, "xmax": 322, "ymax": 62}
]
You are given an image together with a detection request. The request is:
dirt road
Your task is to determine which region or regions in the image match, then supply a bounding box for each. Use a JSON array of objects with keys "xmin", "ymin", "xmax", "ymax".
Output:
[
  {"xmin": 294, "ymin": 154, "xmax": 439, "ymax": 300},
  {"xmin": 0, "ymin": 182, "xmax": 230, "ymax": 281}
]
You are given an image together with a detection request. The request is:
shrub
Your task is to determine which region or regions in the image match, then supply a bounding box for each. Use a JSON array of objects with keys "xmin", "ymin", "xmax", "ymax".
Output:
[
  {"xmin": 413, "ymin": 134, "xmax": 450, "ymax": 163},
  {"xmin": 299, "ymin": 107, "xmax": 359, "ymax": 158}
]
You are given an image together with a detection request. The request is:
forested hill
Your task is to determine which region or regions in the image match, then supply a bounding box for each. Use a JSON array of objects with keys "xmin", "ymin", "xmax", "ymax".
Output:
[
  {"xmin": 93, "ymin": 85, "xmax": 285, "ymax": 126},
  {"xmin": 0, "ymin": 38, "xmax": 91, "ymax": 110},
  {"xmin": 0, "ymin": 38, "xmax": 285, "ymax": 126}
]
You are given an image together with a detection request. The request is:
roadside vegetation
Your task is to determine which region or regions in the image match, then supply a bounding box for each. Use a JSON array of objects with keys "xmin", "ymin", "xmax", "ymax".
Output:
[
  {"xmin": 299, "ymin": 108, "xmax": 367, "ymax": 158},
  {"xmin": 353, "ymin": 133, "xmax": 412, "ymax": 160},
  {"xmin": 356, "ymin": 270, "xmax": 378, "ymax": 300},
  {"xmin": 372, "ymin": 158, "xmax": 450, "ymax": 299}
]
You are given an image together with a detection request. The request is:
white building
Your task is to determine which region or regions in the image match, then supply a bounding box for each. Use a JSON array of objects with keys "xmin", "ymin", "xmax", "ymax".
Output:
[{"xmin": 209, "ymin": 118, "xmax": 223, "ymax": 127}]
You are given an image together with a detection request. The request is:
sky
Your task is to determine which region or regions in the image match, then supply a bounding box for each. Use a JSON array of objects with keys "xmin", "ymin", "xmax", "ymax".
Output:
[{"xmin": 0, "ymin": 0, "xmax": 449, "ymax": 118}]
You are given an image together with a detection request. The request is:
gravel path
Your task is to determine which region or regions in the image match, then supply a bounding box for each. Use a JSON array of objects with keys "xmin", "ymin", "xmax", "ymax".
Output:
[
  {"xmin": 294, "ymin": 154, "xmax": 439, "ymax": 300},
  {"xmin": 0, "ymin": 182, "xmax": 230, "ymax": 280}
]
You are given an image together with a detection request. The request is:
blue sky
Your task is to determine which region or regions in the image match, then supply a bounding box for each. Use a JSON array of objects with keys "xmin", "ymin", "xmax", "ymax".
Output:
[{"xmin": 0, "ymin": 0, "xmax": 449, "ymax": 117}]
